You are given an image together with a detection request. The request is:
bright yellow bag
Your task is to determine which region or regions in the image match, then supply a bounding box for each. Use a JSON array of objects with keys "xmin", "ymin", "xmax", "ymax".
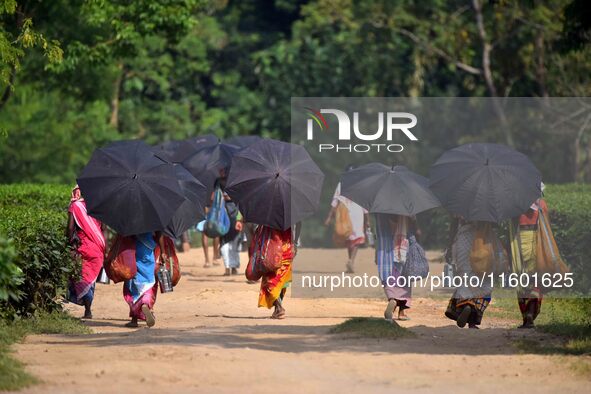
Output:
[{"xmin": 333, "ymin": 202, "xmax": 352, "ymax": 247}]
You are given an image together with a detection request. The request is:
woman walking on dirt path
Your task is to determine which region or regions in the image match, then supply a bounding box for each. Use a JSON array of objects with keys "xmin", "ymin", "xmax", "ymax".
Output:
[
  {"xmin": 123, "ymin": 232, "xmax": 167, "ymax": 328},
  {"xmin": 325, "ymin": 166, "xmax": 369, "ymax": 274},
  {"xmin": 444, "ymin": 218, "xmax": 504, "ymax": 329},
  {"xmin": 66, "ymin": 185, "xmax": 107, "ymax": 319},
  {"xmin": 375, "ymin": 214, "xmax": 418, "ymax": 322}
]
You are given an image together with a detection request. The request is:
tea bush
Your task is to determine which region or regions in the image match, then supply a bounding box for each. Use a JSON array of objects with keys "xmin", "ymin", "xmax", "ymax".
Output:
[{"xmin": 0, "ymin": 184, "xmax": 76, "ymax": 319}]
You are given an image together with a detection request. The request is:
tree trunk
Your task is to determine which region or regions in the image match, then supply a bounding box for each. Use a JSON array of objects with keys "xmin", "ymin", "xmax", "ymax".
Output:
[
  {"xmin": 535, "ymin": 32, "xmax": 549, "ymax": 101},
  {"xmin": 472, "ymin": 0, "xmax": 515, "ymax": 147},
  {"xmin": 109, "ymin": 63, "xmax": 124, "ymax": 130}
]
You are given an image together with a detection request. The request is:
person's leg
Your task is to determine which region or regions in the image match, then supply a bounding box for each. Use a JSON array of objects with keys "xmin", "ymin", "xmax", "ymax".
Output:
[
  {"xmin": 213, "ymin": 237, "xmax": 221, "ymax": 265},
  {"xmin": 221, "ymin": 242, "xmax": 231, "ymax": 275},
  {"xmin": 272, "ymin": 288, "xmax": 287, "ymax": 318},
  {"xmin": 202, "ymin": 232, "xmax": 211, "ymax": 268},
  {"xmin": 346, "ymin": 245, "xmax": 358, "ymax": 273},
  {"xmin": 397, "ymin": 299, "xmax": 410, "ymax": 320},
  {"xmin": 230, "ymin": 236, "xmax": 240, "ymax": 275}
]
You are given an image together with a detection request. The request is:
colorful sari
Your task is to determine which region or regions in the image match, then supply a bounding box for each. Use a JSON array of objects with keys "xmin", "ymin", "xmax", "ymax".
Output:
[
  {"xmin": 510, "ymin": 199, "xmax": 547, "ymax": 323},
  {"xmin": 375, "ymin": 214, "xmax": 411, "ymax": 308},
  {"xmin": 123, "ymin": 233, "xmax": 158, "ymax": 320},
  {"xmin": 67, "ymin": 186, "xmax": 106, "ymax": 305},
  {"xmin": 258, "ymin": 228, "xmax": 294, "ymax": 309},
  {"xmin": 445, "ymin": 221, "xmax": 493, "ymax": 326}
]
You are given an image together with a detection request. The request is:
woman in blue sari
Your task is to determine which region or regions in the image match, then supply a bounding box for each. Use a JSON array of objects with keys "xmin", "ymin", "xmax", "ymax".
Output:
[{"xmin": 123, "ymin": 232, "xmax": 165, "ymax": 328}]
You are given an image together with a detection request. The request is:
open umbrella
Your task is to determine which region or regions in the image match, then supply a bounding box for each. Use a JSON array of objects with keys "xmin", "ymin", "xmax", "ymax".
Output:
[
  {"xmin": 154, "ymin": 134, "xmax": 219, "ymax": 163},
  {"xmin": 429, "ymin": 143, "xmax": 542, "ymax": 222},
  {"xmin": 77, "ymin": 140, "xmax": 185, "ymax": 236},
  {"xmin": 164, "ymin": 165, "xmax": 208, "ymax": 239},
  {"xmin": 226, "ymin": 139, "xmax": 324, "ymax": 230},
  {"xmin": 340, "ymin": 163, "xmax": 440, "ymax": 216},
  {"xmin": 182, "ymin": 141, "xmax": 240, "ymax": 194},
  {"xmin": 225, "ymin": 135, "xmax": 262, "ymax": 149}
]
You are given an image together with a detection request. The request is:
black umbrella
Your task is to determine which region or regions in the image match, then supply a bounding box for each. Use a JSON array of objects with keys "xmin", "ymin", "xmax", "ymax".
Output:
[
  {"xmin": 154, "ymin": 134, "xmax": 220, "ymax": 163},
  {"xmin": 225, "ymin": 139, "xmax": 325, "ymax": 230},
  {"xmin": 429, "ymin": 143, "xmax": 542, "ymax": 222},
  {"xmin": 164, "ymin": 165, "xmax": 208, "ymax": 239},
  {"xmin": 77, "ymin": 140, "xmax": 185, "ymax": 236},
  {"xmin": 225, "ymin": 135, "xmax": 262, "ymax": 149},
  {"xmin": 182, "ymin": 141, "xmax": 241, "ymax": 194},
  {"xmin": 340, "ymin": 163, "xmax": 440, "ymax": 216}
]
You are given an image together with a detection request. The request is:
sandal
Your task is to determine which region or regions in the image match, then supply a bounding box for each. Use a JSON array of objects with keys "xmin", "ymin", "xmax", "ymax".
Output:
[{"xmin": 125, "ymin": 320, "xmax": 138, "ymax": 328}]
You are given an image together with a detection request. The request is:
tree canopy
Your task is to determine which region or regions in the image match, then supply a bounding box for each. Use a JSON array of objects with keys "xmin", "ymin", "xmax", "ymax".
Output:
[{"xmin": 0, "ymin": 0, "xmax": 590, "ymax": 183}]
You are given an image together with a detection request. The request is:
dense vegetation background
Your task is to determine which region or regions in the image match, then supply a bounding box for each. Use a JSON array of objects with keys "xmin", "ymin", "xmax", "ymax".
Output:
[{"xmin": 1, "ymin": 0, "xmax": 590, "ymax": 184}]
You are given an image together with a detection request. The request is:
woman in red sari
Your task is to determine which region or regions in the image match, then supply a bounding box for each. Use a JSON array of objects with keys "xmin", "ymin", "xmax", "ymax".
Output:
[{"xmin": 66, "ymin": 185, "xmax": 106, "ymax": 319}]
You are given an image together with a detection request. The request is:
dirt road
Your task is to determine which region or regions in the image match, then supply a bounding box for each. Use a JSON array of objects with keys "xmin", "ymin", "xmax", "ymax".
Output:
[{"xmin": 13, "ymin": 248, "xmax": 590, "ymax": 393}]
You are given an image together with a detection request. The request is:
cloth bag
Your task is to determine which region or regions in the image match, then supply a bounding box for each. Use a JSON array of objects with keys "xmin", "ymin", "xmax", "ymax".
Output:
[
  {"xmin": 246, "ymin": 226, "xmax": 293, "ymax": 281},
  {"xmin": 204, "ymin": 186, "xmax": 230, "ymax": 238},
  {"xmin": 159, "ymin": 236, "xmax": 181, "ymax": 286},
  {"xmin": 332, "ymin": 202, "xmax": 352, "ymax": 246},
  {"xmin": 402, "ymin": 235, "xmax": 429, "ymax": 278},
  {"xmin": 104, "ymin": 235, "xmax": 137, "ymax": 283},
  {"xmin": 536, "ymin": 207, "xmax": 568, "ymax": 274}
]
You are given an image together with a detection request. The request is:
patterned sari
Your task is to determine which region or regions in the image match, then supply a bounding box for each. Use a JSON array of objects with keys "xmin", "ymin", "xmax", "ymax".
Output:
[
  {"xmin": 123, "ymin": 233, "xmax": 158, "ymax": 320},
  {"xmin": 258, "ymin": 228, "xmax": 294, "ymax": 309},
  {"xmin": 67, "ymin": 186, "xmax": 106, "ymax": 305},
  {"xmin": 375, "ymin": 214, "xmax": 412, "ymax": 307},
  {"xmin": 445, "ymin": 221, "xmax": 493, "ymax": 326}
]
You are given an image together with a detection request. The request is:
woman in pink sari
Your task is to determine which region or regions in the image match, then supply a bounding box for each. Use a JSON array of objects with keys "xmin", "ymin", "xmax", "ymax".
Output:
[{"xmin": 66, "ymin": 185, "xmax": 106, "ymax": 319}]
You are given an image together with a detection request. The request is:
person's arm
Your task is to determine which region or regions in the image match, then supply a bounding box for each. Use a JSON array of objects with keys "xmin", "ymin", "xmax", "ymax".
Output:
[
  {"xmin": 363, "ymin": 212, "xmax": 370, "ymax": 230},
  {"xmin": 66, "ymin": 212, "xmax": 76, "ymax": 242},
  {"xmin": 235, "ymin": 211, "xmax": 243, "ymax": 231},
  {"xmin": 156, "ymin": 232, "xmax": 167, "ymax": 262},
  {"xmin": 293, "ymin": 222, "xmax": 302, "ymax": 256}
]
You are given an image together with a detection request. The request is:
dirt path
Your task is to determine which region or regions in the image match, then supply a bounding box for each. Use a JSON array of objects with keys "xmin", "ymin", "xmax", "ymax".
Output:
[{"xmin": 13, "ymin": 248, "xmax": 590, "ymax": 393}]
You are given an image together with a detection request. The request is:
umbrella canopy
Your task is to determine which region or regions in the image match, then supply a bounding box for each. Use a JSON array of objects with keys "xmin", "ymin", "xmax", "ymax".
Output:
[
  {"xmin": 164, "ymin": 165, "xmax": 208, "ymax": 239},
  {"xmin": 154, "ymin": 134, "xmax": 219, "ymax": 163},
  {"xmin": 429, "ymin": 143, "xmax": 542, "ymax": 222},
  {"xmin": 77, "ymin": 140, "xmax": 185, "ymax": 236},
  {"xmin": 340, "ymin": 163, "xmax": 440, "ymax": 216},
  {"xmin": 225, "ymin": 135, "xmax": 262, "ymax": 149},
  {"xmin": 225, "ymin": 139, "xmax": 325, "ymax": 230},
  {"xmin": 182, "ymin": 141, "xmax": 241, "ymax": 194}
]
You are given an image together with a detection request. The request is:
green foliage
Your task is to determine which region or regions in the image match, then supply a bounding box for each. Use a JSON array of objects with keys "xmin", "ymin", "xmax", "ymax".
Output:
[
  {"xmin": 0, "ymin": 86, "xmax": 119, "ymax": 183},
  {"xmin": 544, "ymin": 184, "xmax": 591, "ymax": 292},
  {"xmin": 0, "ymin": 184, "xmax": 75, "ymax": 319},
  {"xmin": 0, "ymin": 310, "xmax": 90, "ymax": 390},
  {"xmin": 0, "ymin": 235, "xmax": 23, "ymax": 303}
]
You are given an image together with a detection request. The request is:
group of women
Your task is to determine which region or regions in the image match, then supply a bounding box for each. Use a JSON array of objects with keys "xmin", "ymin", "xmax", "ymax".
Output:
[
  {"xmin": 66, "ymin": 181, "xmax": 299, "ymax": 326},
  {"xmin": 67, "ymin": 175, "xmax": 556, "ymax": 329},
  {"xmin": 330, "ymin": 181, "xmax": 554, "ymax": 329}
]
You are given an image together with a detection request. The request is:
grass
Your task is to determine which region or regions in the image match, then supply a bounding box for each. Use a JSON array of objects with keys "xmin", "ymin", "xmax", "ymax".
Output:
[
  {"xmin": 494, "ymin": 297, "xmax": 591, "ymax": 355},
  {"xmin": 0, "ymin": 311, "xmax": 90, "ymax": 391},
  {"xmin": 329, "ymin": 317, "xmax": 414, "ymax": 339}
]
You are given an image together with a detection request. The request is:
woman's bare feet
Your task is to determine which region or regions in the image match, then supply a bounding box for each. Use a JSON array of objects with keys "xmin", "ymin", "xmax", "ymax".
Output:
[
  {"xmin": 398, "ymin": 309, "xmax": 410, "ymax": 321},
  {"xmin": 141, "ymin": 304, "xmax": 156, "ymax": 328},
  {"xmin": 384, "ymin": 299, "xmax": 397, "ymax": 321},
  {"xmin": 203, "ymin": 261, "xmax": 211, "ymax": 268},
  {"xmin": 125, "ymin": 318, "xmax": 138, "ymax": 328},
  {"xmin": 271, "ymin": 300, "xmax": 286, "ymax": 319}
]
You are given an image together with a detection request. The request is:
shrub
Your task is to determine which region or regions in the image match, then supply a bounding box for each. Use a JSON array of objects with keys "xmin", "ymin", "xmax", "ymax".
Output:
[
  {"xmin": 0, "ymin": 235, "xmax": 23, "ymax": 305},
  {"xmin": 0, "ymin": 184, "xmax": 76, "ymax": 319}
]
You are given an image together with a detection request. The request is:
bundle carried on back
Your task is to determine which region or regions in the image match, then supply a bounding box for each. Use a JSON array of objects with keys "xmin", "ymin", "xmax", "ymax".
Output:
[
  {"xmin": 246, "ymin": 225, "xmax": 293, "ymax": 281},
  {"xmin": 332, "ymin": 202, "xmax": 352, "ymax": 246},
  {"xmin": 104, "ymin": 235, "xmax": 137, "ymax": 283}
]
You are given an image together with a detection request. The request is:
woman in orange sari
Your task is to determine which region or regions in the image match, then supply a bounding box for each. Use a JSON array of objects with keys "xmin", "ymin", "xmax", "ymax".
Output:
[{"xmin": 254, "ymin": 223, "xmax": 300, "ymax": 319}]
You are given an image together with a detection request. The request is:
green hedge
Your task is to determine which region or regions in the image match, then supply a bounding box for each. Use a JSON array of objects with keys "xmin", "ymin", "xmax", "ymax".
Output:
[{"xmin": 0, "ymin": 184, "xmax": 76, "ymax": 319}]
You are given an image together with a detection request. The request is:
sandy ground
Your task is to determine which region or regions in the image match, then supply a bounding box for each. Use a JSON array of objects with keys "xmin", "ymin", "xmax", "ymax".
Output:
[{"xmin": 12, "ymin": 247, "xmax": 591, "ymax": 393}]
